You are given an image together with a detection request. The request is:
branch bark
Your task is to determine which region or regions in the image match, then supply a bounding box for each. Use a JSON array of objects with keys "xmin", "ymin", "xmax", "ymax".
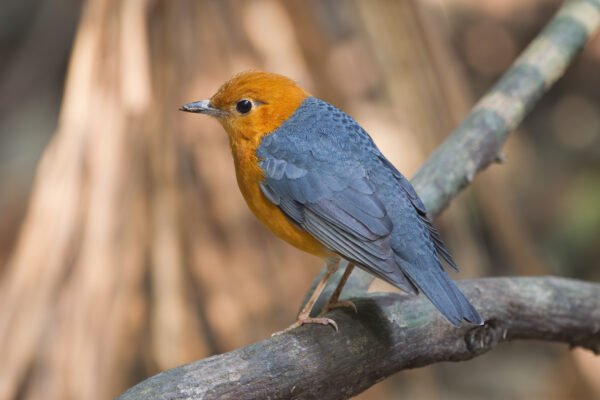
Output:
[{"xmin": 118, "ymin": 277, "xmax": 600, "ymax": 400}]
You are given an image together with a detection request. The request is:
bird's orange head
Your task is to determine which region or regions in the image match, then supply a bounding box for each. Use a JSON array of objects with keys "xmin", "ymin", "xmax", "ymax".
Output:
[{"xmin": 180, "ymin": 71, "xmax": 310, "ymax": 141}]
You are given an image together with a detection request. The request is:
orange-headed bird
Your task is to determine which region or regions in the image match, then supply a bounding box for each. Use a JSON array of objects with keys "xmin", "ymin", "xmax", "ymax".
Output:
[{"xmin": 180, "ymin": 71, "xmax": 483, "ymax": 334}]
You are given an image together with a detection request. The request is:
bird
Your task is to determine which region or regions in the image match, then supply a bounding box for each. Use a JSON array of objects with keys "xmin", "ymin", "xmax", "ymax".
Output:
[{"xmin": 180, "ymin": 71, "xmax": 483, "ymax": 334}]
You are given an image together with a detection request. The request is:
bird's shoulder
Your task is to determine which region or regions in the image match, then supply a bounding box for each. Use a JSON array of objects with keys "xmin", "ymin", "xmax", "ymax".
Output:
[
  {"xmin": 259, "ymin": 97, "xmax": 378, "ymax": 163},
  {"xmin": 257, "ymin": 98, "xmax": 383, "ymax": 205},
  {"xmin": 259, "ymin": 98, "xmax": 427, "ymax": 212}
]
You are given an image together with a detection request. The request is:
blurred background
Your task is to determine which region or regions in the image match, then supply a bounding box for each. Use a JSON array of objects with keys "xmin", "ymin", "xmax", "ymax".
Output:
[{"xmin": 0, "ymin": 0, "xmax": 599, "ymax": 399}]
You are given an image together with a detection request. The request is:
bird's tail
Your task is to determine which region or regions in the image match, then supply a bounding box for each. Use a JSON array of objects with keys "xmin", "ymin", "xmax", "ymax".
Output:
[{"xmin": 396, "ymin": 255, "xmax": 483, "ymax": 326}]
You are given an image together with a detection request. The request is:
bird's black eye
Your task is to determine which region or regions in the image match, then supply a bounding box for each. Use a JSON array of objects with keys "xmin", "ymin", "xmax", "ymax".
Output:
[{"xmin": 236, "ymin": 99, "xmax": 252, "ymax": 114}]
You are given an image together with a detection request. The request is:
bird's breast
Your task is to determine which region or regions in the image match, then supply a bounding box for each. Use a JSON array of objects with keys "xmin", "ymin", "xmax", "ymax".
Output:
[{"xmin": 230, "ymin": 137, "xmax": 330, "ymax": 257}]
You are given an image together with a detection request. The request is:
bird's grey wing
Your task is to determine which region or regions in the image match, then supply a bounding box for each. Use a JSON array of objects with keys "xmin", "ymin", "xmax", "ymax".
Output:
[
  {"xmin": 258, "ymin": 147, "xmax": 417, "ymax": 294},
  {"xmin": 257, "ymin": 96, "xmax": 481, "ymax": 325},
  {"xmin": 375, "ymin": 154, "xmax": 458, "ymax": 271}
]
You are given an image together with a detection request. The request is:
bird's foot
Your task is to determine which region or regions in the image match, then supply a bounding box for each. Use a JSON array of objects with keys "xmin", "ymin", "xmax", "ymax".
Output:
[
  {"xmin": 321, "ymin": 300, "xmax": 358, "ymax": 315},
  {"xmin": 272, "ymin": 316, "xmax": 338, "ymax": 336}
]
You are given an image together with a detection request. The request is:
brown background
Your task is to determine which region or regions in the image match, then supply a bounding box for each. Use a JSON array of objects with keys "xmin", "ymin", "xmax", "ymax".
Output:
[{"xmin": 0, "ymin": 0, "xmax": 599, "ymax": 399}]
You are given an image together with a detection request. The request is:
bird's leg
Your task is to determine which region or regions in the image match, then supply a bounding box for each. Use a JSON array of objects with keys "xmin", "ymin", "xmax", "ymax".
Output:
[
  {"xmin": 272, "ymin": 258, "xmax": 340, "ymax": 336},
  {"xmin": 320, "ymin": 263, "xmax": 357, "ymax": 314}
]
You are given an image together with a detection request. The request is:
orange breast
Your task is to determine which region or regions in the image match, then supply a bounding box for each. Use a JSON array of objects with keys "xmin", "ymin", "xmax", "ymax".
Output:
[{"xmin": 230, "ymin": 138, "xmax": 330, "ymax": 258}]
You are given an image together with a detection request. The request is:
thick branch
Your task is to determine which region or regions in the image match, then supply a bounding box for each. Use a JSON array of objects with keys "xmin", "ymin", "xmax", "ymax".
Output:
[{"xmin": 118, "ymin": 277, "xmax": 600, "ymax": 400}]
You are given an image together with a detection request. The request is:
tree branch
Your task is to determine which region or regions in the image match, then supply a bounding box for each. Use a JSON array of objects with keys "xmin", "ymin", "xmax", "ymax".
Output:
[
  {"xmin": 118, "ymin": 277, "xmax": 600, "ymax": 400},
  {"xmin": 413, "ymin": 0, "xmax": 600, "ymax": 216}
]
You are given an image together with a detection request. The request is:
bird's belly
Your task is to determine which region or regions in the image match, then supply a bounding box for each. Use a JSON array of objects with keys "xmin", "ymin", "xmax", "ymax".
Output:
[{"xmin": 233, "ymin": 150, "xmax": 330, "ymax": 257}]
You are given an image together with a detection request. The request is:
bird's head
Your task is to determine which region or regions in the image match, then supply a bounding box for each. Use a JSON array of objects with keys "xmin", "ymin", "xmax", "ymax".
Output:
[{"xmin": 180, "ymin": 71, "xmax": 310, "ymax": 141}]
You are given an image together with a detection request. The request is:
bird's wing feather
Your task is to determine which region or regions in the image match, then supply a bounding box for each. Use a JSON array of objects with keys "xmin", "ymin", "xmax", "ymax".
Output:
[
  {"xmin": 375, "ymin": 153, "xmax": 458, "ymax": 271},
  {"xmin": 259, "ymin": 142, "xmax": 417, "ymax": 294}
]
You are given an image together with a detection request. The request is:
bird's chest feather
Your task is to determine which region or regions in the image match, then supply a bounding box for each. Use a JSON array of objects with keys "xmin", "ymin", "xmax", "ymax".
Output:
[{"xmin": 229, "ymin": 136, "xmax": 329, "ymax": 257}]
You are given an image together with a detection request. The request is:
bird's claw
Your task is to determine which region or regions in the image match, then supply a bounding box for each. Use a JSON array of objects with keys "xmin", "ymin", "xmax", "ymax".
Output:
[{"xmin": 272, "ymin": 316, "xmax": 338, "ymax": 336}]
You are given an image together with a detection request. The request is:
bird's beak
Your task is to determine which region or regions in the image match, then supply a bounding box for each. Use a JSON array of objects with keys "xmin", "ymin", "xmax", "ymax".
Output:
[{"xmin": 179, "ymin": 99, "xmax": 223, "ymax": 117}]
